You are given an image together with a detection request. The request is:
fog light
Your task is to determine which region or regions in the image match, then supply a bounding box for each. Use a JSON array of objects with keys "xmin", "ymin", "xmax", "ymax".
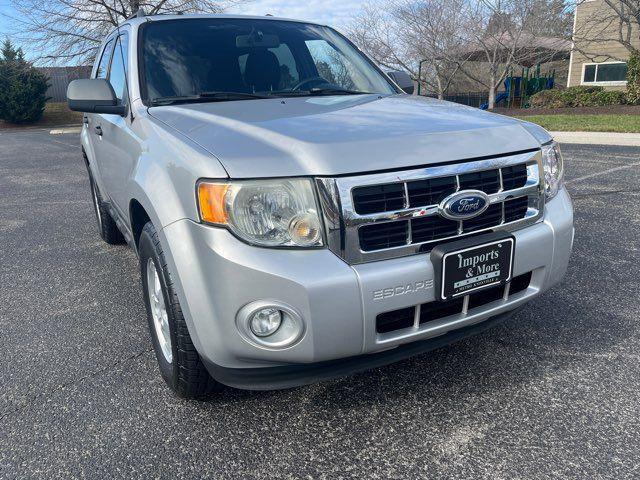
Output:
[
  {"xmin": 249, "ymin": 308, "xmax": 282, "ymax": 337},
  {"xmin": 237, "ymin": 301, "xmax": 305, "ymax": 349}
]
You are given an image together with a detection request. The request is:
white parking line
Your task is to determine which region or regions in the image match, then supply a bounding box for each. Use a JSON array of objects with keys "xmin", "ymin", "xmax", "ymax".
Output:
[{"xmin": 567, "ymin": 161, "xmax": 640, "ymax": 184}]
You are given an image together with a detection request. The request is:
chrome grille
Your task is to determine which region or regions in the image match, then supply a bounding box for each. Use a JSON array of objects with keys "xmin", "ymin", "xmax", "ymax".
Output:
[
  {"xmin": 407, "ymin": 176, "xmax": 456, "ymax": 207},
  {"xmin": 316, "ymin": 150, "xmax": 545, "ymax": 264},
  {"xmin": 352, "ymin": 183, "xmax": 405, "ymax": 214},
  {"xmin": 458, "ymin": 169, "xmax": 501, "ymax": 194}
]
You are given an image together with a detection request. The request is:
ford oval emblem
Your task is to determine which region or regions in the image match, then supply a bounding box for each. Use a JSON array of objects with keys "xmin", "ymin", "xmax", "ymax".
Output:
[{"xmin": 440, "ymin": 190, "xmax": 490, "ymax": 220}]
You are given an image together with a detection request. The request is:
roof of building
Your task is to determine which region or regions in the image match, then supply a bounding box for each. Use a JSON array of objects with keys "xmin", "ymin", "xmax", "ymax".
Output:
[{"xmin": 447, "ymin": 33, "xmax": 572, "ymax": 67}]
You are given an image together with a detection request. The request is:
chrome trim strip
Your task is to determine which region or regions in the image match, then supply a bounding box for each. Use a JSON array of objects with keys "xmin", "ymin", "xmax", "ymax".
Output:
[
  {"xmin": 412, "ymin": 305, "xmax": 420, "ymax": 329},
  {"xmin": 320, "ymin": 150, "xmax": 544, "ymax": 264},
  {"xmin": 343, "ymin": 150, "xmax": 539, "ymax": 190},
  {"xmin": 403, "ymin": 182, "xmax": 410, "ymax": 209},
  {"xmin": 315, "ymin": 177, "xmax": 344, "ymax": 258}
]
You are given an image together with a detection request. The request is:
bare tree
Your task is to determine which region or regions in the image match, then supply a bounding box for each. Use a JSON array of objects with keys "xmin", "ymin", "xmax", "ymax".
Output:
[
  {"xmin": 572, "ymin": 0, "xmax": 640, "ymax": 61},
  {"xmin": 352, "ymin": 0, "xmax": 570, "ymax": 108},
  {"xmin": 445, "ymin": 0, "xmax": 569, "ymax": 109},
  {"xmin": 4, "ymin": 0, "xmax": 246, "ymax": 65},
  {"xmin": 349, "ymin": 0, "xmax": 468, "ymax": 99}
]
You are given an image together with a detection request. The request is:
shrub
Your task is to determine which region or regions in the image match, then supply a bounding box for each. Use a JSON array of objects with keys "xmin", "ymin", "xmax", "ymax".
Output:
[
  {"xmin": 627, "ymin": 50, "xmax": 640, "ymax": 105},
  {"xmin": 529, "ymin": 85, "xmax": 627, "ymax": 109},
  {"xmin": 566, "ymin": 85, "xmax": 604, "ymax": 94},
  {"xmin": 0, "ymin": 39, "xmax": 50, "ymax": 124},
  {"xmin": 528, "ymin": 89, "xmax": 565, "ymax": 108}
]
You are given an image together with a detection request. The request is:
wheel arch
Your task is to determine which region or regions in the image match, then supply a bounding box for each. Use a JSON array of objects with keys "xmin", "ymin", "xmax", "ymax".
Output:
[{"xmin": 129, "ymin": 198, "xmax": 153, "ymax": 249}]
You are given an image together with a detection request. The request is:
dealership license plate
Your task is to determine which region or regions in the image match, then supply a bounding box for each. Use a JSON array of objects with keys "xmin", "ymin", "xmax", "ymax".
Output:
[{"xmin": 439, "ymin": 237, "xmax": 514, "ymax": 300}]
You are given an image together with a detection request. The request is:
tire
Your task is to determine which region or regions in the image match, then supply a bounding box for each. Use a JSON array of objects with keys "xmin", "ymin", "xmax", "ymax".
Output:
[
  {"xmin": 89, "ymin": 173, "xmax": 125, "ymax": 245},
  {"xmin": 138, "ymin": 221, "xmax": 223, "ymax": 398}
]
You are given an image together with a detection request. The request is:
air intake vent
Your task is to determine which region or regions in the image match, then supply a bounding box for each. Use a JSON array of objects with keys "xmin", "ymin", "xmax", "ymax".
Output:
[
  {"xmin": 459, "ymin": 169, "xmax": 501, "ymax": 194},
  {"xmin": 411, "ymin": 215, "xmax": 459, "ymax": 243},
  {"xmin": 462, "ymin": 203, "xmax": 502, "ymax": 233},
  {"xmin": 407, "ymin": 177, "xmax": 457, "ymax": 207},
  {"xmin": 376, "ymin": 271, "xmax": 533, "ymax": 334},
  {"xmin": 352, "ymin": 183, "xmax": 405, "ymax": 214},
  {"xmin": 359, "ymin": 221, "xmax": 408, "ymax": 251},
  {"xmin": 504, "ymin": 196, "xmax": 529, "ymax": 223},
  {"xmin": 501, "ymin": 164, "xmax": 528, "ymax": 190},
  {"xmin": 376, "ymin": 306, "xmax": 415, "ymax": 333}
]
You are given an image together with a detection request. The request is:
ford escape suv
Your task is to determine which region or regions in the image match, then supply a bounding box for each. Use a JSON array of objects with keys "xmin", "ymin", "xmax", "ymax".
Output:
[{"xmin": 67, "ymin": 13, "xmax": 573, "ymax": 398}]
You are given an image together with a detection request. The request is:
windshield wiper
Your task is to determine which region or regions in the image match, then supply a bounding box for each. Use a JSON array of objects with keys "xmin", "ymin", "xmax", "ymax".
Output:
[
  {"xmin": 307, "ymin": 88, "xmax": 370, "ymax": 95},
  {"xmin": 150, "ymin": 91, "xmax": 269, "ymax": 106},
  {"xmin": 200, "ymin": 91, "xmax": 270, "ymax": 99},
  {"xmin": 270, "ymin": 88, "xmax": 371, "ymax": 98}
]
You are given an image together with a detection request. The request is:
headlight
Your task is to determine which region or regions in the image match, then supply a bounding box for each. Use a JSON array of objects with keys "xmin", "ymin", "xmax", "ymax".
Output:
[
  {"xmin": 197, "ymin": 178, "xmax": 324, "ymax": 247},
  {"xmin": 541, "ymin": 141, "xmax": 564, "ymax": 199}
]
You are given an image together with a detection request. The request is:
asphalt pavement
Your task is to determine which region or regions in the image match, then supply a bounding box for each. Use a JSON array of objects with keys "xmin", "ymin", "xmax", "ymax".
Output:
[{"xmin": 1, "ymin": 129, "xmax": 639, "ymax": 479}]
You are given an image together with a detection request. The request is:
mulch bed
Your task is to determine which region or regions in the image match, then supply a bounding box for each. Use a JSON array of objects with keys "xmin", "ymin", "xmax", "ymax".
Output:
[
  {"xmin": 493, "ymin": 105, "xmax": 640, "ymax": 116},
  {"xmin": 0, "ymin": 103, "xmax": 83, "ymax": 129}
]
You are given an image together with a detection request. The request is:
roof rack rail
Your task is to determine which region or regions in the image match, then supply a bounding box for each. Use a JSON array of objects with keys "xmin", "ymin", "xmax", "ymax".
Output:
[{"xmin": 126, "ymin": 7, "xmax": 147, "ymax": 20}]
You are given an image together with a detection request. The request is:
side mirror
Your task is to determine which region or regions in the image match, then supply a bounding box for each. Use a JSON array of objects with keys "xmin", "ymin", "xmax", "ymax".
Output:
[
  {"xmin": 67, "ymin": 79, "xmax": 125, "ymax": 115},
  {"xmin": 386, "ymin": 70, "xmax": 415, "ymax": 95}
]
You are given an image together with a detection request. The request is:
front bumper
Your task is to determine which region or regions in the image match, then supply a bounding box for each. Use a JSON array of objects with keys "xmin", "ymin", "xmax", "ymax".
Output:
[{"xmin": 160, "ymin": 187, "xmax": 574, "ymax": 386}]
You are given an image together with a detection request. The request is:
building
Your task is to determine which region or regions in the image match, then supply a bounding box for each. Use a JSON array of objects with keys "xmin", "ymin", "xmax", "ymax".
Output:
[
  {"xmin": 568, "ymin": 0, "xmax": 639, "ymax": 90},
  {"xmin": 38, "ymin": 66, "xmax": 92, "ymax": 102}
]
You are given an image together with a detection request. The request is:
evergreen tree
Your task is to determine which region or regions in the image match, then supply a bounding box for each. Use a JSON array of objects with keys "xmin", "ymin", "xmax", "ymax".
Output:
[
  {"xmin": 0, "ymin": 39, "xmax": 50, "ymax": 124},
  {"xmin": 628, "ymin": 50, "xmax": 640, "ymax": 105}
]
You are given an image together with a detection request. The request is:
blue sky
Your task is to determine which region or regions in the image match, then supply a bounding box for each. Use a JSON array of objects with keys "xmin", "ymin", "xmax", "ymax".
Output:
[
  {"xmin": 0, "ymin": 0, "xmax": 362, "ymax": 39},
  {"xmin": 227, "ymin": 0, "xmax": 363, "ymax": 29},
  {"xmin": 0, "ymin": 1, "xmax": 11, "ymax": 38},
  {"xmin": 0, "ymin": 0, "xmax": 362, "ymax": 62}
]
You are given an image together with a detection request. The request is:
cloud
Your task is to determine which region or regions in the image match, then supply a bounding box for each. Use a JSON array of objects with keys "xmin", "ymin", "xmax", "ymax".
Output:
[{"xmin": 227, "ymin": 0, "xmax": 364, "ymax": 29}]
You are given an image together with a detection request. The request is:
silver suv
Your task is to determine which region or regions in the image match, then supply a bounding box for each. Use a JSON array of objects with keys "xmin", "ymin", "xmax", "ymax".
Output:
[{"xmin": 67, "ymin": 14, "xmax": 573, "ymax": 398}]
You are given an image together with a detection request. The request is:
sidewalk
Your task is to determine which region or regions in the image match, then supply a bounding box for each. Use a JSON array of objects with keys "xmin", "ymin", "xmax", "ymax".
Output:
[{"xmin": 550, "ymin": 131, "xmax": 640, "ymax": 147}]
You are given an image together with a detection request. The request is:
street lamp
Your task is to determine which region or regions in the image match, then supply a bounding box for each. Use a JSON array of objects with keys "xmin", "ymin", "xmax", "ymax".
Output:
[{"xmin": 417, "ymin": 59, "xmax": 429, "ymax": 96}]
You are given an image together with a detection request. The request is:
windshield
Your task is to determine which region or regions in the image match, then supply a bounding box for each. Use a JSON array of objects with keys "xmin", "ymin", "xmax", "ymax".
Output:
[{"xmin": 140, "ymin": 18, "xmax": 397, "ymax": 105}]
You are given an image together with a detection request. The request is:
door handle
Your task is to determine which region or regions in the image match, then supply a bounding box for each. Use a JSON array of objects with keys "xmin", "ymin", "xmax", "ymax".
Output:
[{"xmin": 94, "ymin": 125, "xmax": 103, "ymax": 136}]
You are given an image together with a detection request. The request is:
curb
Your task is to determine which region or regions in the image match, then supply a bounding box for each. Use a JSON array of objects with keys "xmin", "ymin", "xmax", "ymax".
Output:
[
  {"xmin": 551, "ymin": 131, "xmax": 640, "ymax": 147},
  {"xmin": 50, "ymin": 127, "xmax": 82, "ymax": 135}
]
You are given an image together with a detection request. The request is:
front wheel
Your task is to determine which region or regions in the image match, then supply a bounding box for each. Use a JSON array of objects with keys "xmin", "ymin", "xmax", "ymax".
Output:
[{"xmin": 138, "ymin": 222, "xmax": 223, "ymax": 398}]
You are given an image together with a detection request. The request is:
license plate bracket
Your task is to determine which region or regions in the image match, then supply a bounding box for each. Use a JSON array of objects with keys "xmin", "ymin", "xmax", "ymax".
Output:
[{"xmin": 431, "ymin": 232, "xmax": 515, "ymax": 301}]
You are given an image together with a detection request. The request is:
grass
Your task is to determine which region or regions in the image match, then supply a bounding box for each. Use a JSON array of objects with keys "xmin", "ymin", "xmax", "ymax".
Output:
[
  {"xmin": 0, "ymin": 102, "xmax": 83, "ymax": 129},
  {"xmin": 515, "ymin": 114, "xmax": 640, "ymax": 133},
  {"xmin": 4, "ymin": 103, "xmax": 640, "ymax": 134}
]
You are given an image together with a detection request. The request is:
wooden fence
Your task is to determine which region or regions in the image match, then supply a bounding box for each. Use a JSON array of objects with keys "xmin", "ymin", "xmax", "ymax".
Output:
[{"xmin": 38, "ymin": 66, "xmax": 92, "ymax": 102}]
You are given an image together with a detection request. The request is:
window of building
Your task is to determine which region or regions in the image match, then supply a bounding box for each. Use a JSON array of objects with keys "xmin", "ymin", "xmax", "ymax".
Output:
[{"xmin": 582, "ymin": 62, "xmax": 628, "ymax": 85}]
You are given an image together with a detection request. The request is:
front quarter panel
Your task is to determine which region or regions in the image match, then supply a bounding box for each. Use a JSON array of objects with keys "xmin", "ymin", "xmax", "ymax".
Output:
[{"xmin": 127, "ymin": 108, "xmax": 229, "ymax": 230}]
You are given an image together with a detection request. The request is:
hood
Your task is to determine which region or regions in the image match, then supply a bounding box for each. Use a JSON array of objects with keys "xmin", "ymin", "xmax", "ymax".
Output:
[{"xmin": 149, "ymin": 94, "xmax": 543, "ymax": 178}]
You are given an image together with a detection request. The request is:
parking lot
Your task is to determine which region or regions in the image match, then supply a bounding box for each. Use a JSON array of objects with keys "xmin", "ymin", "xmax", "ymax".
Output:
[{"xmin": 1, "ymin": 129, "xmax": 639, "ymax": 479}]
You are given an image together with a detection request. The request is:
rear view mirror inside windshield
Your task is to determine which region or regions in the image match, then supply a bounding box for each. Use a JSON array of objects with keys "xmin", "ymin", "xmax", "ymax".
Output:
[{"xmin": 236, "ymin": 32, "xmax": 280, "ymax": 49}]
